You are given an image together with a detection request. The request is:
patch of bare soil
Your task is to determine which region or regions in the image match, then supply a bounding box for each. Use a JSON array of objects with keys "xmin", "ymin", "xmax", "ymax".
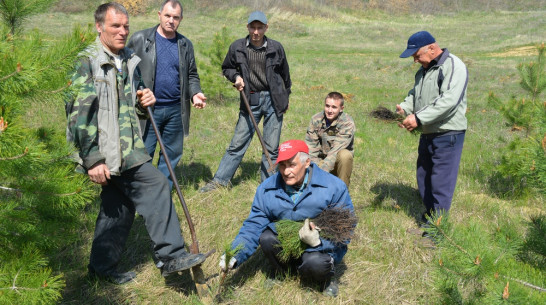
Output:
[{"xmin": 489, "ymin": 46, "xmax": 539, "ymax": 57}]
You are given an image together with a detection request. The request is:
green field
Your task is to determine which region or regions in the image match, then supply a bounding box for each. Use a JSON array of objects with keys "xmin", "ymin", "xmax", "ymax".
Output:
[{"xmin": 23, "ymin": 3, "xmax": 546, "ymax": 304}]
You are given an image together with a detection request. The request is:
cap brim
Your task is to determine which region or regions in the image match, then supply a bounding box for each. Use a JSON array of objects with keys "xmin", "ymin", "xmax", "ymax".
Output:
[
  {"xmin": 248, "ymin": 19, "xmax": 266, "ymax": 24},
  {"xmin": 400, "ymin": 48, "xmax": 418, "ymax": 58}
]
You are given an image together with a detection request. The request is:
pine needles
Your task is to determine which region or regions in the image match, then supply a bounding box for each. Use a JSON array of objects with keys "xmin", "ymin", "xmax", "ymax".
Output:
[{"xmin": 276, "ymin": 219, "xmax": 306, "ymax": 263}]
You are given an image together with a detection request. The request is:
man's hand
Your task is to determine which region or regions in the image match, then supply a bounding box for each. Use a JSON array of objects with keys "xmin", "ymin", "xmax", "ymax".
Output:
[
  {"xmin": 192, "ymin": 92, "xmax": 207, "ymax": 109},
  {"xmin": 88, "ymin": 163, "xmax": 110, "ymax": 186},
  {"xmin": 395, "ymin": 104, "xmax": 405, "ymax": 116},
  {"xmin": 299, "ymin": 218, "xmax": 321, "ymax": 247},
  {"xmin": 136, "ymin": 88, "xmax": 156, "ymax": 109},
  {"xmin": 219, "ymin": 254, "xmax": 236, "ymax": 272},
  {"xmin": 233, "ymin": 76, "xmax": 245, "ymax": 92},
  {"xmin": 401, "ymin": 114, "xmax": 418, "ymax": 131}
]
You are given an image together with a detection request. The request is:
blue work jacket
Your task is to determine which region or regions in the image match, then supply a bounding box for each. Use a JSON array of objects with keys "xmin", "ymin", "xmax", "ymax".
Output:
[{"xmin": 232, "ymin": 163, "xmax": 354, "ymax": 266}]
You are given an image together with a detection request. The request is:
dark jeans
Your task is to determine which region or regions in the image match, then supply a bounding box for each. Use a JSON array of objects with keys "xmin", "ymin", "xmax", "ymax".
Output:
[
  {"xmin": 417, "ymin": 132, "xmax": 465, "ymax": 217},
  {"xmin": 259, "ymin": 229, "xmax": 334, "ymax": 283},
  {"xmin": 88, "ymin": 163, "xmax": 186, "ymax": 275},
  {"xmin": 212, "ymin": 91, "xmax": 282, "ymax": 184},
  {"xmin": 142, "ymin": 103, "xmax": 183, "ymax": 190}
]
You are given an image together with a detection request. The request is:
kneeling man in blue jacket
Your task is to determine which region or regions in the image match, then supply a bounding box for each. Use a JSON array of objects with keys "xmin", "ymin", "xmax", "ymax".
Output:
[{"xmin": 219, "ymin": 139, "xmax": 354, "ymax": 297}]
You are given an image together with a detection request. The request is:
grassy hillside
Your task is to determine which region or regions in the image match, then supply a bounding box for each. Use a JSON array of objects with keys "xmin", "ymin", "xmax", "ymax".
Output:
[{"xmin": 26, "ymin": 2, "xmax": 546, "ymax": 304}]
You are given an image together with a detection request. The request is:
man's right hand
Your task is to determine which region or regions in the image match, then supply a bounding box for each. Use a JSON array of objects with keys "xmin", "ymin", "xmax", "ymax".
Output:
[
  {"xmin": 219, "ymin": 253, "xmax": 237, "ymax": 272},
  {"xmin": 88, "ymin": 163, "xmax": 110, "ymax": 186},
  {"xmin": 395, "ymin": 104, "xmax": 405, "ymax": 116},
  {"xmin": 234, "ymin": 76, "xmax": 245, "ymax": 92}
]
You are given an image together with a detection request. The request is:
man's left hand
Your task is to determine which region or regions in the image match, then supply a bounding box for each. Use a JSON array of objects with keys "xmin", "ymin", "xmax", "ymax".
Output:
[
  {"xmin": 299, "ymin": 218, "xmax": 321, "ymax": 247},
  {"xmin": 137, "ymin": 88, "xmax": 156, "ymax": 109},
  {"xmin": 400, "ymin": 114, "xmax": 418, "ymax": 131},
  {"xmin": 192, "ymin": 92, "xmax": 207, "ymax": 109}
]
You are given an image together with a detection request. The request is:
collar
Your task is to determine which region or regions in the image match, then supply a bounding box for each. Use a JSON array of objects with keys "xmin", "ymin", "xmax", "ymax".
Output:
[
  {"xmin": 322, "ymin": 111, "xmax": 343, "ymax": 128},
  {"xmin": 427, "ymin": 48, "xmax": 450, "ymax": 71},
  {"xmin": 283, "ymin": 168, "xmax": 310, "ymax": 194},
  {"xmin": 246, "ymin": 36, "xmax": 268, "ymax": 50}
]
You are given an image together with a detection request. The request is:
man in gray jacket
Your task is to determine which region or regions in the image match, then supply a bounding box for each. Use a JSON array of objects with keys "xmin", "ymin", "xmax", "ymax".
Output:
[
  {"xmin": 127, "ymin": 0, "xmax": 206, "ymax": 189},
  {"xmin": 396, "ymin": 31, "xmax": 468, "ymax": 227}
]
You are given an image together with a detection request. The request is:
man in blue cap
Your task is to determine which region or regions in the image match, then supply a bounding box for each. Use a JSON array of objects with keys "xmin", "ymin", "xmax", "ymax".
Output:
[
  {"xmin": 395, "ymin": 31, "xmax": 468, "ymax": 238},
  {"xmin": 199, "ymin": 11, "xmax": 291, "ymax": 193}
]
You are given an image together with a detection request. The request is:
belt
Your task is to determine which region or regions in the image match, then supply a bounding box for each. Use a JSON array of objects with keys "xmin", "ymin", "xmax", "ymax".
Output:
[{"xmin": 421, "ymin": 130, "xmax": 465, "ymax": 139}]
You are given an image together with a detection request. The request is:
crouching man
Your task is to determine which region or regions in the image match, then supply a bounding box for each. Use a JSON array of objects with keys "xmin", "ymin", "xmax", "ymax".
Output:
[
  {"xmin": 219, "ymin": 140, "xmax": 354, "ymax": 297},
  {"xmin": 305, "ymin": 92, "xmax": 355, "ymax": 187}
]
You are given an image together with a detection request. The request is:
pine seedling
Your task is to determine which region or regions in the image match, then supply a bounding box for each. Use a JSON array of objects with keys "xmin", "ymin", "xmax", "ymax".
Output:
[
  {"xmin": 276, "ymin": 219, "xmax": 306, "ymax": 263},
  {"xmin": 216, "ymin": 243, "xmax": 243, "ymax": 299}
]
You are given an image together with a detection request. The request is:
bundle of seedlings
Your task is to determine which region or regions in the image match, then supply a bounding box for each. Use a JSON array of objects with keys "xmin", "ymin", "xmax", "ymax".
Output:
[
  {"xmin": 369, "ymin": 106, "xmax": 404, "ymax": 122},
  {"xmin": 275, "ymin": 206, "xmax": 358, "ymax": 262},
  {"xmin": 370, "ymin": 106, "xmax": 420, "ymax": 135}
]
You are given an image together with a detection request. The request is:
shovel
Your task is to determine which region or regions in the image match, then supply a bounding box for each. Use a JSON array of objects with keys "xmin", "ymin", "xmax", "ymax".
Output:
[
  {"xmin": 239, "ymin": 91, "xmax": 276, "ymax": 173},
  {"xmin": 141, "ymin": 88, "xmax": 214, "ymax": 300}
]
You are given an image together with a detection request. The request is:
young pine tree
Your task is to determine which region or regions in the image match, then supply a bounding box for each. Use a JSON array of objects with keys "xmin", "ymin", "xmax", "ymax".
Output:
[
  {"xmin": 0, "ymin": 1, "xmax": 95, "ymax": 303},
  {"xmin": 426, "ymin": 213, "xmax": 546, "ymax": 304},
  {"xmin": 488, "ymin": 43, "xmax": 546, "ymax": 195}
]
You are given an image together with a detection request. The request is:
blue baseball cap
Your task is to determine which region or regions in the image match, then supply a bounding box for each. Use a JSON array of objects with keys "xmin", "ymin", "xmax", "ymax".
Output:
[
  {"xmin": 248, "ymin": 11, "xmax": 267, "ymax": 25},
  {"xmin": 400, "ymin": 31, "xmax": 436, "ymax": 58}
]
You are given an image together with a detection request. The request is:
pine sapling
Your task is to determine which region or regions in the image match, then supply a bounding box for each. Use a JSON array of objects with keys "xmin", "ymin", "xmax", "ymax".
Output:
[{"xmin": 216, "ymin": 242, "xmax": 243, "ymax": 298}]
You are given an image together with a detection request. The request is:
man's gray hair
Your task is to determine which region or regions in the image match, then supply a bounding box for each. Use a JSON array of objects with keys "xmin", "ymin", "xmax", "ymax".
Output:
[
  {"xmin": 298, "ymin": 152, "xmax": 310, "ymax": 164},
  {"xmin": 94, "ymin": 2, "xmax": 128, "ymax": 27},
  {"xmin": 160, "ymin": 0, "xmax": 183, "ymax": 17}
]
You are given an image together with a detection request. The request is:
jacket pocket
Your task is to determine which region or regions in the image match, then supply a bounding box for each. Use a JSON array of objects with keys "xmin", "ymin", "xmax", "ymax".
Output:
[{"xmin": 94, "ymin": 77, "xmax": 111, "ymax": 110}]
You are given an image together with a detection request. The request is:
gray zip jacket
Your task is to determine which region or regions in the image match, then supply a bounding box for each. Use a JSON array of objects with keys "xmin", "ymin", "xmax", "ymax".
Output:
[{"xmin": 400, "ymin": 49, "xmax": 468, "ymax": 134}]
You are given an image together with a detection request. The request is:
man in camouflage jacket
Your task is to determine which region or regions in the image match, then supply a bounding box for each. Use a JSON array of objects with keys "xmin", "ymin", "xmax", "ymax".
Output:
[
  {"xmin": 305, "ymin": 92, "xmax": 355, "ymax": 187},
  {"xmin": 65, "ymin": 2, "xmax": 205, "ymax": 285}
]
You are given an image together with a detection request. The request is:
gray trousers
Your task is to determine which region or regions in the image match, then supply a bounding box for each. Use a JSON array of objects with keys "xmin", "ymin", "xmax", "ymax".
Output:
[{"xmin": 89, "ymin": 163, "xmax": 186, "ymax": 275}]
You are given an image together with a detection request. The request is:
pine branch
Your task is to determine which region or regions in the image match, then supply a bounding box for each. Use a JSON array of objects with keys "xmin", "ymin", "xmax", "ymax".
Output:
[
  {"xmin": 42, "ymin": 81, "xmax": 71, "ymax": 94},
  {"xmin": 0, "ymin": 147, "xmax": 28, "ymax": 160},
  {"xmin": 0, "ymin": 65, "xmax": 21, "ymax": 82},
  {"xmin": 500, "ymin": 274, "xmax": 546, "ymax": 292},
  {"xmin": 0, "ymin": 184, "xmax": 83, "ymax": 197},
  {"xmin": 432, "ymin": 218, "xmax": 474, "ymax": 261}
]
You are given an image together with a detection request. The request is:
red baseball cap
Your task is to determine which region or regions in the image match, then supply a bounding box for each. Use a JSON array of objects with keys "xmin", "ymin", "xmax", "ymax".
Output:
[{"xmin": 276, "ymin": 140, "xmax": 309, "ymax": 164}]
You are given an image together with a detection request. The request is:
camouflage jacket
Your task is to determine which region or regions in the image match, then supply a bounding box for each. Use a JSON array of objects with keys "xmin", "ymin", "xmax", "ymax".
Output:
[
  {"xmin": 66, "ymin": 37, "xmax": 150, "ymax": 175},
  {"xmin": 305, "ymin": 111, "xmax": 355, "ymax": 172}
]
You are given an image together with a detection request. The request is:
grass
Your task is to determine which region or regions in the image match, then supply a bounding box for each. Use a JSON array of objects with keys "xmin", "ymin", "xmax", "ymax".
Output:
[{"xmin": 24, "ymin": 3, "xmax": 546, "ymax": 305}]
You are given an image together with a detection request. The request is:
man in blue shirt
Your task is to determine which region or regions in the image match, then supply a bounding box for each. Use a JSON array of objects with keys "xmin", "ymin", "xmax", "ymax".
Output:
[{"xmin": 127, "ymin": 0, "xmax": 206, "ymax": 189}]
